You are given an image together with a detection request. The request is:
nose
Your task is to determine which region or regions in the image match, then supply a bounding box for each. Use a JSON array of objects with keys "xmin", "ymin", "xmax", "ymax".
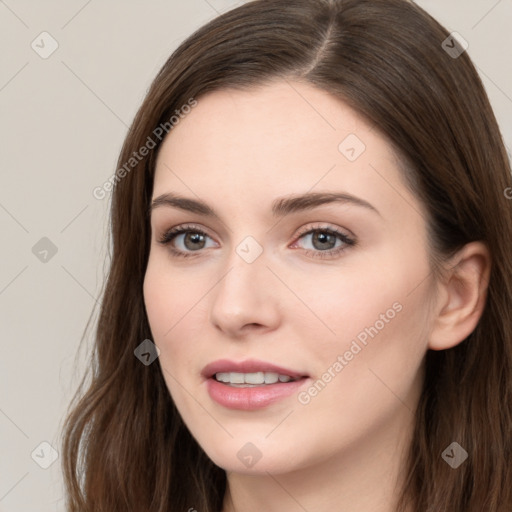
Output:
[{"xmin": 208, "ymin": 245, "xmax": 282, "ymax": 338}]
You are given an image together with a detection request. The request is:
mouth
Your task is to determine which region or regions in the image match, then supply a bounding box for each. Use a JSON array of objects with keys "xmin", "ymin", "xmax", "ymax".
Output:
[
  {"xmin": 202, "ymin": 359, "xmax": 310, "ymax": 410},
  {"xmin": 214, "ymin": 371, "xmax": 301, "ymax": 387},
  {"xmin": 202, "ymin": 358, "xmax": 308, "ymax": 383}
]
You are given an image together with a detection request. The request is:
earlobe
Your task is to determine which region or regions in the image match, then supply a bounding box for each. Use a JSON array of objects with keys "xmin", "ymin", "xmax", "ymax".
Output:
[{"xmin": 428, "ymin": 242, "xmax": 491, "ymax": 351}]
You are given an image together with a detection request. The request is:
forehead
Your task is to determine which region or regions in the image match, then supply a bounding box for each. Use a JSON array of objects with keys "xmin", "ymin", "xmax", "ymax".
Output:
[
  {"xmin": 156, "ymin": 81, "xmax": 373, "ymax": 173},
  {"xmin": 152, "ymin": 80, "xmax": 418, "ymax": 221}
]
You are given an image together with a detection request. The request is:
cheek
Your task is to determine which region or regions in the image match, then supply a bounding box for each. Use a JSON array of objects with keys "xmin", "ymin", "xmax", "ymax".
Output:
[
  {"xmin": 290, "ymin": 287, "xmax": 428, "ymax": 456},
  {"xmin": 143, "ymin": 263, "xmax": 193, "ymax": 405},
  {"xmin": 306, "ymin": 269, "xmax": 431, "ymax": 417},
  {"xmin": 296, "ymin": 268, "xmax": 415, "ymax": 352},
  {"xmin": 143, "ymin": 264, "xmax": 173, "ymax": 340},
  {"xmin": 302, "ymin": 244, "xmax": 432, "ymax": 388},
  {"xmin": 143, "ymin": 257, "xmax": 210, "ymax": 382},
  {"xmin": 143, "ymin": 256, "xmax": 198, "ymax": 340}
]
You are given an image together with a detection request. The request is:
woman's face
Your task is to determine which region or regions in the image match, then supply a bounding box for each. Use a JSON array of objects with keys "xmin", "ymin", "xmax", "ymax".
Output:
[{"xmin": 143, "ymin": 80, "xmax": 435, "ymax": 474}]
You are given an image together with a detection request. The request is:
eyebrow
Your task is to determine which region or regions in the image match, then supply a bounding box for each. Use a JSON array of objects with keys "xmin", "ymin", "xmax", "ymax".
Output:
[{"xmin": 149, "ymin": 191, "xmax": 381, "ymax": 219}]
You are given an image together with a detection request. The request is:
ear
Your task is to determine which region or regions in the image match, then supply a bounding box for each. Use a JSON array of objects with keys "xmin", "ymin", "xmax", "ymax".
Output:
[{"xmin": 428, "ymin": 241, "xmax": 491, "ymax": 351}]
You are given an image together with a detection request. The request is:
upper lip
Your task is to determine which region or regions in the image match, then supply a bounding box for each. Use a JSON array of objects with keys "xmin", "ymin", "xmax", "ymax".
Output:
[{"xmin": 202, "ymin": 359, "xmax": 308, "ymax": 379}]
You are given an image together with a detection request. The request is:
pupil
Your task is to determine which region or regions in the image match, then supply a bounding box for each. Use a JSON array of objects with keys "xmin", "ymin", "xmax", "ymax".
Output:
[
  {"xmin": 185, "ymin": 232, "xmax": 205, "ymax": 250},
  {"xmin": 313, "ymin": 231, "xmax": 335, "ymax": 250}
]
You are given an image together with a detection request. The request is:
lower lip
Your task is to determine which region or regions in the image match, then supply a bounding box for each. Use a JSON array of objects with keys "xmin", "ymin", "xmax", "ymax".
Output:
[{"xmin": 206, "ymin": 377, "xmax": 308, "ymax": 410}]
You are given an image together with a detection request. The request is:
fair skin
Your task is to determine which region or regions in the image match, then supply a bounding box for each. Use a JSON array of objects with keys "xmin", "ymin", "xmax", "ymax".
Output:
[{"xmin": 143, "ymin": 80, "xmax": 490, "ymax": 512}]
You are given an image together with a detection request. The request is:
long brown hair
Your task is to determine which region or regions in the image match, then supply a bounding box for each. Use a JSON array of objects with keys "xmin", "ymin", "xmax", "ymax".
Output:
[{"xmin": 61, "ymin": 0, "xmax": 512, "ymax": 510}]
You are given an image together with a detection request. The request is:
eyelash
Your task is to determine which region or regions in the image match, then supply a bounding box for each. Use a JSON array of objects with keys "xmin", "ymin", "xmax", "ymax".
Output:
[{"xmin": 157, "ymin": 223, "xmax": 356, "ymax": 260}]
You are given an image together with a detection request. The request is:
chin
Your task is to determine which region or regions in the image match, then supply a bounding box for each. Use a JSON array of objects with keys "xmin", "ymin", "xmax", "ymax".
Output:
[{"xmin": 199, "ymin": 436, "xmax": 308, "ymax": 476}]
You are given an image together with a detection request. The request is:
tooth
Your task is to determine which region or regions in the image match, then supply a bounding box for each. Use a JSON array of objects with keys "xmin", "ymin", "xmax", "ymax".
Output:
[
  {"xmin": 216, "ymin": 371, "xmax": 297, "ymax": 385},
  {"xmin": 245, "ymin": 372, "xmax": 265, "ymax": 384},
  {"xmin": 264, "ymin": 372, "xmax": 279, "ymax": 384},
  {"xmin": 230, "ymin": 372, "xmax": 245, "ymax": 384}
]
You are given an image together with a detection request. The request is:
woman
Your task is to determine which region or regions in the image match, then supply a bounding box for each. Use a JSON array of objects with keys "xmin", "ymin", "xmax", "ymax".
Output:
[{"xmin": 62, "ymin": 0, "xmax": 512, "ymax": 510}]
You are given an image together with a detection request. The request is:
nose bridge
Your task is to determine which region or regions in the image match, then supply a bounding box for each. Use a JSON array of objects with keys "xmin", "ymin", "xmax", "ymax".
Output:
[
  {"xmin": 208, "ymin": 233, "xmax": 280, "ymax": 332},
  {"xmin": 216, "ymin": 235, "xmax": 268, "ymax": 304}
]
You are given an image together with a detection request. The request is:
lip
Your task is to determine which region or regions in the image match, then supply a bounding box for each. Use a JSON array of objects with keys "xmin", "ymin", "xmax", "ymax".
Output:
[{"xmin": 202, "ymin": 359, "xmax": 310, "ymax": 411}]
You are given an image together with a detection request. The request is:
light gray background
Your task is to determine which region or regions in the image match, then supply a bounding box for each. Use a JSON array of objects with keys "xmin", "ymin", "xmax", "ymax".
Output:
[{"xmin": 0, "ymin": 1, "xmax": 511, "ymax": 510}]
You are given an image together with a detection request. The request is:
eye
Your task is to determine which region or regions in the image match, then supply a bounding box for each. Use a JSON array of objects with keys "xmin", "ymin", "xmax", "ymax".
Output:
[
  {"xmin": 291, "ymin": 224, "xmax": 356, "ymax": 260},
  {"xmin": 157, "ymin": 224, "xmax": 217, "ymax": 258},
  {"xmin": 157, "ymin": 223, "xmax": 356, "ymax": 260}
]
